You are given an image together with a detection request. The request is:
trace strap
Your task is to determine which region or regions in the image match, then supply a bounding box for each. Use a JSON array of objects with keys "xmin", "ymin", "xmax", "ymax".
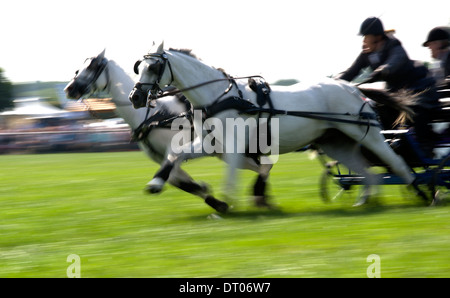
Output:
[
  {"xmin": 241, "ymin": 106, "xmax": 381, "ymax": 127},
  {"xmin": 199, "ymin": 96, "xmax": 380, "ymax": 128}
]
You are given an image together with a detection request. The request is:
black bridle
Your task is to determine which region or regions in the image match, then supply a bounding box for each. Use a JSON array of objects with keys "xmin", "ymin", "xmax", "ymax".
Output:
[
  {"xmin": 131, "ymin": 52, "xmax": 174, "ymax": 107},
  {"xmin": 131, "ymin": 50, "xmax": 252, "ymax": 109},
  {"xmin": 71, "ymin": 57, "xmax": 109, "ymax": 97}
]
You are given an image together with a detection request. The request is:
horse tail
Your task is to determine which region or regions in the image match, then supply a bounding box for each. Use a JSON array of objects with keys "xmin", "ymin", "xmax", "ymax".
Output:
[{"xmin": 357, "ymin": 87, "xmax": 416, "ymax": 126}]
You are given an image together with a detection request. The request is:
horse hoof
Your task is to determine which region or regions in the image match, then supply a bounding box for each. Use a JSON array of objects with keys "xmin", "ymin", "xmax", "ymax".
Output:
[
  {"xmin": 205, "ymin": 196, "xmax": 229, "ymax": 214},
  {"xmin": 353, "ymin": 196, "xmax": 368, "ymax": 207},
  {"xmin": 146, "ymin": 177, "xmax": 165, "ymax": 194},
  {"xmin": 146, "ymin": 186, "xmax": 162, "ymax": 194},
  {"xmin": 253, "ymin": 196, "xmax": 275, "ymax": 209}
]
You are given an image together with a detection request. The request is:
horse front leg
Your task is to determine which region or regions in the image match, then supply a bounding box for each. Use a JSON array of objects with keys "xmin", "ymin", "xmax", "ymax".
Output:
[
  {"xmin": 221, "ymin": 152, "xmax": 246, "ymax": 208},
  {"xmin": 146, "ymin": 159, "xmax": 174, "ymax": 193},
  {"xmin": 146, "ymin": 137, "xmax": 205, "ymax": 193},
  {"xmin": 168, "ymin": 167, "xmax": 229, "ymax": 213}
]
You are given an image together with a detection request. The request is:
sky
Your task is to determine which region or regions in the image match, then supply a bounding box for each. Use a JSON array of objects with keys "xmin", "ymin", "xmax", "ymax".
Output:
[{"xmin": 0, "ymin": 0, "xmax": 449, "ymax": 83}]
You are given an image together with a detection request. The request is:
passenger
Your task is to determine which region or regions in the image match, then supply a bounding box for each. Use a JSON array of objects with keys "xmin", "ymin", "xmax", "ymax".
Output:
[
  {"xmin": 336, "ymin": 17, "xmax": 439, "ymax": 157},
  {"xmin": 422, "ymin": 27, "xmax": 450, "ymax": 92}
]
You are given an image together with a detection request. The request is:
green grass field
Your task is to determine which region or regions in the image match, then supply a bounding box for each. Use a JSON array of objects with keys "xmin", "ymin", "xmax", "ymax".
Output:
[{"xmin": 0, "ymin": 151, "xmax": 449, "ymax": 277}]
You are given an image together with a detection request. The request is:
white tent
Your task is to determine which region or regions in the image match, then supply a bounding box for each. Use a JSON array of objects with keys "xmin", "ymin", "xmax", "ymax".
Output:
[{"xmin": 0, "ymin": 97, "xmax": 68, "ymax": 117}]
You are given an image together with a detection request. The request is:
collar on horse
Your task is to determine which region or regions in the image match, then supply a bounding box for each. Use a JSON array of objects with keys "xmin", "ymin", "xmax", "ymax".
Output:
[{"xmin": 132, "ymin": 94, "xmax": 194, "ymax": 142}]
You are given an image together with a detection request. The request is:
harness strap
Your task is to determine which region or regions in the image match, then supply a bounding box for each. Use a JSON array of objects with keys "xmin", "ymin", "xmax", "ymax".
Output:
[
  {"xmin": 132, "ymin": 109, "xmax": 193, "ymax": 142},
  {"xmin": 249, "ymin": 78, "xmax": 274, "ymax": 147},
  {"xmin": 202, "ymin": 97, "xmax": 258, "ymax": 118},
  {"xmin": 200, "ymin": 97, "xmax": 380, "ymax": 127},
  {"xmin": 247, "ymin": 107, "xmax": 381, "ymax": 127},
  {"xmin": 357, "ymin": 101, "xmax": 373, "ymax": 141}
]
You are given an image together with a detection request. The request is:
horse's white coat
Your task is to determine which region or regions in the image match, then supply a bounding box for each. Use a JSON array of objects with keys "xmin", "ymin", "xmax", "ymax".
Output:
[
  {"xmin": 65, "ymin": 51, "xmax": 271, "ymax": 208},
  {"xmin": 134, "ymin": 42, "xmax": 415, "ymax": 200},
  {"xmin": 64, "ymin": 51, "xmax": 209, "ymax": 197}
]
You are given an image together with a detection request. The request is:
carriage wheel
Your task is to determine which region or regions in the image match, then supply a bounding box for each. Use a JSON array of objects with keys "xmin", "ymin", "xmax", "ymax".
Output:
[
  {"xmin": 431, "ymin": 154, "xmax": 450, "ymax": 206},
  {"xmin": 319, "ymin": 161, "xmax": 354, "ymax": 203}
]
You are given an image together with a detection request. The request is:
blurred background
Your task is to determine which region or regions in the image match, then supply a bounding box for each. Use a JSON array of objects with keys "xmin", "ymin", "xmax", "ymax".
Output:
[
  {"xmin": 1, "ymin": 0, "xmax": 449, "ymax": 278},
  {"xmin": 0, "ymin": 79, "xmax": 139, "ymax": 154},
  {"xmin": 0, "ymin": 0, "xmax": 448, "ymax": 156}
]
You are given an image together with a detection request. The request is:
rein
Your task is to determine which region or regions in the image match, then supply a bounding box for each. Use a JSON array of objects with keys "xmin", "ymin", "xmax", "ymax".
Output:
[
  {"xmin": 138, "ymin": 51, "xmax": 380, "ymax": 131},
  {"xmin": 148, "ymin": 74, "xmax": 262, "ymax": 100},
  {"xmin": 150, "ymin": 74, "xmax": 380, "ymax": 128},
  {"xmin": 240, "ymin": 105, "xmax": 380, "ymax": 127}
]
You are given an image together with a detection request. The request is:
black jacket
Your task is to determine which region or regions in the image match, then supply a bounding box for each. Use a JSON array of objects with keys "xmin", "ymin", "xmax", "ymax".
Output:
[
  {"xmin": 338, "ymin": 37, "xmax": 435, "ymax": 93},
  {"xmin": 444, "ymin": 51, "xmax": 450, "ymax": 78},
  {"xmin": 441, "ymin": 51, "xmax": 450, "ymax": 89},
  {"xmin": 436, "ymin": 51, "xmax": 450, "ymax": 98}
]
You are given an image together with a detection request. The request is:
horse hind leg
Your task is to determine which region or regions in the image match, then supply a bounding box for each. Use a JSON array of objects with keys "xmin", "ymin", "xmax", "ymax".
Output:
[
  {"xmin": 338, "ymin": 125, "xmax": 428, "ymax": 200},
  {"xmin": 357, "ymin": 128, "xmax": 414, "ymax": 185},
  {"xmin": 252, "ymin": 158, "xmax": 275, "ymax": 208},
  {"xmin": 316, "ymin": 132, "xmax": 380, "ymax": 206}
]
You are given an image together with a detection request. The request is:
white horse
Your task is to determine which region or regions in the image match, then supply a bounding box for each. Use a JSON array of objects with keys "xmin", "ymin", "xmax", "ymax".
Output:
[
  {"xmin": 64, "ymin": 50, "xmax": 231, "ymax": 213},
  {"xmin": 130, "ymin": 41, "xmax": 424, "ymax": 205}
]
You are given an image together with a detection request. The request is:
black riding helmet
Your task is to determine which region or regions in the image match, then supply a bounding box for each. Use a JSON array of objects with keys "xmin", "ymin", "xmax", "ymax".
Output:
[
  {"xmin": 422, "ymin": 27, "xmax": 450, "ymax": 47},
  {"xmin": 359, "ymin": 17, "xmax": 385, "ymax": 36}
]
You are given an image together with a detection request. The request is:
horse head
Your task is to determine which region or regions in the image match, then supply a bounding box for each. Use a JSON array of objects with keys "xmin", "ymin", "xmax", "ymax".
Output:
[
  {"xmin": 64, "ymin": 49, "xmax": 108, "ymax": 100},
  {"xmin": 129, "ymin": 41, "xmax": 173, "ymax": 109}
]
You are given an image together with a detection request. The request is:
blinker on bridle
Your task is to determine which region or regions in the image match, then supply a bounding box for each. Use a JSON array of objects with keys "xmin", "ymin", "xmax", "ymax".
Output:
[
  {"xmin": 132, "ymin": 50, "xmax": 252, "ymax": 109},
  {"xmin": 73, "ymin": 57, "xmax": 109, "ymax": 96},
  {"xmin": 133, "ymin": 52, "xmax": 174, "ymax": 107}
]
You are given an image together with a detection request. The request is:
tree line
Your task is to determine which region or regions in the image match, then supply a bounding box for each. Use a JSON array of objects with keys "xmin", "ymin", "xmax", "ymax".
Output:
[{"xmin": 0, "ymin": 68, "xmax": 13, "ymax": 112}]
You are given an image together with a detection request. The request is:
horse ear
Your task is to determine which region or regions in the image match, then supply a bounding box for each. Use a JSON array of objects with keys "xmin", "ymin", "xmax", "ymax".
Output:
[
  {"xmin": 98, "ymin": 49, "xmax": 106, "ymax": 60},
  {"xmin": 156, "ymin": 41, "xmax": 164, "ymax": 53}
]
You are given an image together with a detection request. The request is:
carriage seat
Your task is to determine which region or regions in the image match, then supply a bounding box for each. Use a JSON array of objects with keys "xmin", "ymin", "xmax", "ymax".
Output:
[{"xmin": 430, "ymin": 89, "xmax": 450, "ymax": 123}]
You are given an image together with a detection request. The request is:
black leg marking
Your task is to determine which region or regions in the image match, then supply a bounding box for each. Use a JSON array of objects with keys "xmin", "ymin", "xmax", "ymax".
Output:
[
  {"xmin": 253, "ymin": 174, "xmax": 275, "ymax": 209},
  {"xmin": 205, "ymin": 196, "xmax": 229, "ymax": 214},
  {"xmin": 253, "ymin": 174, "xmax": 267, "ymax": 197},
  {"xmin": 172, "ymin": 180, "xmax": 229, "ymax": 213},
  {"xmin": 153, "ymin": 160, "xmax": 174, "ymax": 181},
  {"xmin": 175, "ymin": 180, "xmax": 204, "ymax": 194}
]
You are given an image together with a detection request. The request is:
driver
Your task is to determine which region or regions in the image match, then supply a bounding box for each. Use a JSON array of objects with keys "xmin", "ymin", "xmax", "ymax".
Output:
[
  {"xmin": 336, "ymin": 17, "xmax": 439, "ymax": 158},
  {"xmin": 422, "ymin": 26, "xmax": 450, "ymax": 93}
]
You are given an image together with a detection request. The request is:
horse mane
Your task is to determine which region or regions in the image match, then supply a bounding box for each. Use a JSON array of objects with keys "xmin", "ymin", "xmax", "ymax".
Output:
[
  {"xmin": 357, "ymin": 87, "xmax": 417, "ymax": 126},
  {"xmin": 168, "ymin": 48, "xmax": 200, "ymax": 60},
  {"xmin": 168, "ymin": 48, "xmax": 233, "ymax": 78}
]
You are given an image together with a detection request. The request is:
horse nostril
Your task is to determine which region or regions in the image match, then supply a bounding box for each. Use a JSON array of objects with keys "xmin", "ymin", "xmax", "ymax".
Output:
[
  {"xmin": 129, "ymin": 89, "xmax": 143, "ymax": 108},
  {"xmin": 129, "ymin": 89, "xmax": 137, "ymax": 102},
  {"xmin": 64, "ymin": 84, "xmax": 77, "ymax": 98}
]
